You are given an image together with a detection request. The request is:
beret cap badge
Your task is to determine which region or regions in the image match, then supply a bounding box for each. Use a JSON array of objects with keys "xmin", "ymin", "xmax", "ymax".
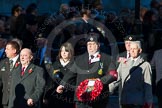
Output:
[
  {"xmin": 90, "ymin": 37, "xmax": 93, "ymax": 41},
  {"xmin": 129, "ymin": 36, "xmax": 132, "ymax": 40}
]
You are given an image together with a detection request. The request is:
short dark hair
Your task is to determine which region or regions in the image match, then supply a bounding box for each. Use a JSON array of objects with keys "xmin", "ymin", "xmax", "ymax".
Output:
[
  {"xmin": 11, "ymin": 4, "xmax": 22, "ymax": 15},
  {"xmin": 7, "ymin": 41, "xmax": 20, "ymax": 54},
  {"xmin": 12, "ymin": 38, "xmax": 23, "ymax": 50},
  {"xmin": 58, "ymin": 42, "xmax": 74, "ymax": 59},
  {"xmin": 26, "ymin": 3, "xmax": 37, "ymax": 14},
  {"xmin": 80, "ymin": 8, "xmax": 91, "ymax": 17}
]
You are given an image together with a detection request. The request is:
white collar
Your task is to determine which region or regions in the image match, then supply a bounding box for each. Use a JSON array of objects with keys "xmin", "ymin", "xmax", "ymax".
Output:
[
  {"xmin": 89, "ymin": 52, "xmax": 100, "ymax": 63},
  {"xmin": 89, "ymin": 52, "xmax": 99, "ymax": 58},
  {"xmin": 82, "ymin": 18, "xmax": 88, "ymax": 23},
  {"xmin": 130, "ymin": 56, "xmax": 139, "ymax": 62},
  {"xmin": 22, "ymin": 64, "xmax": 30, "ymax": 72},
  {"xmin": 60, "ymin": 59, "xmax": 70, "ymax": 67},
  {"xmin": 10, "ymin": 55, "xmax": 19, "ymax": 66}
]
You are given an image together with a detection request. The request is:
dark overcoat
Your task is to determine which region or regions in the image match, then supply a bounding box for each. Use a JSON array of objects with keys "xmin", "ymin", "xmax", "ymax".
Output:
[{"xmin": 8, "ymin": 63, "xmax": 45, "ymax": 108}]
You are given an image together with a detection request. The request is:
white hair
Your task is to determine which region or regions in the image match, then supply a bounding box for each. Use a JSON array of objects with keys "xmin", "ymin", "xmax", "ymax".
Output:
[{"xmin": 130, "ymin": 41, "xmax": 142, "ymax": 49}]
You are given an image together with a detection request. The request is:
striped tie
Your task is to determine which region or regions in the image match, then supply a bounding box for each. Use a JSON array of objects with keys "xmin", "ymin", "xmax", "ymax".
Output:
[
  {"xmin": 21, "ymin": 67, "xmax": 25, "ymax": 76},
  {"xmin": 9, "ymin": 60, "xmax": 13, "ymax": 71}
]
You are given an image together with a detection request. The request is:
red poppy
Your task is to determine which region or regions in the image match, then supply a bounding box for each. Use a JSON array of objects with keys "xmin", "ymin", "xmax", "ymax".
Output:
[
  {"xmin": 15, "ymin": 62, "xmax": 20, "ymax": 68},
  {"xmin": 97, "ymin": 54, "xmax": 101, "ymax": 58},
  {"xmin": 28, "ymin": 68, "xmax": 33, "ymax": 74}
]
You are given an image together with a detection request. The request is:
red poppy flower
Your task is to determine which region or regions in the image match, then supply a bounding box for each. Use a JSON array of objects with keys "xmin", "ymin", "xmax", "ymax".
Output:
[
  {"xmin": 28, "ymin": 68, "xmax": 33, "ymax": 74},
  {"xmin": 15, "ymin": 62, "xmax": 20, "ymax": 68},
  {"xmin": 97, "ymin": 54, "xmax": 101, "ymax": 58}
]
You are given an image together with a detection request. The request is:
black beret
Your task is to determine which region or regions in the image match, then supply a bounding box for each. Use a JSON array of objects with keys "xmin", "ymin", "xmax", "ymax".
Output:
[
  {"xmin": 86, "ymin": 32, "xmax": 99, "ymax": 43},
  {"xmin": 124, "ymin": 35, "xmax": 137, "ymax": 41}
]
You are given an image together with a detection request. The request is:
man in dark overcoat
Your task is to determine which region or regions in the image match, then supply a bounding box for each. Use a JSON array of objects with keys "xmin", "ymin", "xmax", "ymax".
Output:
[
  {"xmin": 57, "ymin": 32, "xmax": 117, "ymax": 108},
  {"xmin": 8, "ymin": 48, "xmax": 45, "ymax": 108}
]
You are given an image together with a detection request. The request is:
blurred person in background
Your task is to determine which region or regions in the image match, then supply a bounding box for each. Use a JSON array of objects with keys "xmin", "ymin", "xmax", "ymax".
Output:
[
  {"xmin": 26, "ymin": 3, "xmax": 38, "ymax": 16},
  {"xmin": 151, "ymin": 49, "xmax": 162, "ymax": 108},
  {"xmin": 0, "ymin": 38, "xmax": 7, "ymax": 60},
  {"xmin": 20, "ymin": 14, "xmax": 38, "ymax": 53},
  {"xmin": 8, "ymin": 4, "xmax": 23, "ymax": 37}
]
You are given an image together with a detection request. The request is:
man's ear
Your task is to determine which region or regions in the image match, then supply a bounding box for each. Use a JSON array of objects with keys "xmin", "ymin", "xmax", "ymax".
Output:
[
  {"xmin": 139, "ymin": 48, "xmax": 142, "ymax": 53},
  {"xmin": 97, "ymin": 43, "xmax": 100, "ymax": 48},
  {"xmin": 30, "ymin": 55, "xmax": 33, "ymax": 60},
  {"xmin": 14, "ymin": 49, "xmax": 17, "ymax": 54}
]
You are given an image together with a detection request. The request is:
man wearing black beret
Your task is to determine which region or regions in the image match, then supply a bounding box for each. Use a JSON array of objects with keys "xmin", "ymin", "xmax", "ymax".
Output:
[
  {"xmin": 56, "ymin": 32, "xmax": 117, "ymax": 108},
  {"xmin": 117, "ymin": 35, "xmax": 147, "ymax": 66}
]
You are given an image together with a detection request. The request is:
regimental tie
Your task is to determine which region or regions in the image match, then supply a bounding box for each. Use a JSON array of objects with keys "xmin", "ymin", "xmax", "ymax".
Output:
[
  {"xmin": 21, "ymin": 67, "xmax": 25, "ymax": 76},
  {"xmin": 9, "ymin": 60, "xmax": 14, "ymax": 71},
  {"xmin": 127, "ymin": 52, "xmax": 130, "ymax": 58},
  {"xmin": 89, "ymin": 55, "xmax": 94, "ymax": 64}
]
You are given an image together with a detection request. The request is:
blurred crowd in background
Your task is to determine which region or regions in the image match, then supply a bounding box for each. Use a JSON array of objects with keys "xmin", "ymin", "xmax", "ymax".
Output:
[
  {"xmin": 0, "ymin": 0, "xmax": 162, "ymax": 108},
  {"xmin": 0, "ymin": 0, "xmax": 162, "ymax": 61}
]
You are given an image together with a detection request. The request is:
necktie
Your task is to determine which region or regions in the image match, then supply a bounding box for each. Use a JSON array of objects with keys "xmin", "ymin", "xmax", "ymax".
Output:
[
  {"xmin": 21, "ymin": 67, "xmax": 25, "ymax": 76},
  {"xmin": 130, "ymin": 60, "xmax": 135, "ymax": 66},
  {"xmin": 127, "ymin": 52, "xmax": 130, "ymax": 58},
  {"xmin": 91, "ymin": 55, "xmax": 94, "ymax": 59},
  {"xmin": 9, "ymin": 60, "xmax": 13, "ymax": 71},
  {"xmin": 89, "ymin": 55, "xmax": 94, "ymax": 64}
]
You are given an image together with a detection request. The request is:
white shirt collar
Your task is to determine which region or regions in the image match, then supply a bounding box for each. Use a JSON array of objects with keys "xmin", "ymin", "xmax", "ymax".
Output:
[
  {"xmin": 22, "ymin": 64, "xmax": 30, "ymax": 72},
  {"xmin": 131, "ymin": 56, "xmax": 140, "ymax": 62},
  {"xmin": 82, "ymin": 18, "xmax": 88, "ymax": 23},
  {"xmin": 89, "ymin": 52, "xmax": 100, "ymax": 63},
  {"xmin": 60, "ymin": 59, "xmax": 70, "ymax": 67},
  {"xmin": 10, "ymin": 55, "xmax": 19, "ymax": 66},
  {"xmin": 89, "ymin": 52, "xmax": 99, "ymax": 59}
]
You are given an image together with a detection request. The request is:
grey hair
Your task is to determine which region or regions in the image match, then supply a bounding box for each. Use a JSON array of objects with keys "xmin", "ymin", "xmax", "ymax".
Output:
[{"xmin": 130, "ymin": 41, "xmax": 142, "ymax": 49}]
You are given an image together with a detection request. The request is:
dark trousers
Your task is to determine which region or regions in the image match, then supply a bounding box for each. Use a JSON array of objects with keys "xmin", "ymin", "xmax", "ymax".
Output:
[
  {"xmin": 121, "ymin": 104, "xmax": 142, "ymax": 108},
  {"xmin": 3, "ymin": 105, "xmax": 8, "ymax": 108},
  {"xmin": 156, "ymin": 80, "xmax": 162, "ymax": 108},
  {"xmin": 75, "ymin": 98, "xmax": 108, "ymax": 108},
  {"xmin": 157, "ymin": 96, "xmax": 162, "ymax": 108}
]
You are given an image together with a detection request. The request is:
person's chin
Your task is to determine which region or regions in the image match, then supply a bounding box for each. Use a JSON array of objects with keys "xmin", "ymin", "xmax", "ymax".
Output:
[{"xmin": 21, "ymin": 62, "xmax": 26, "ymax": 65}]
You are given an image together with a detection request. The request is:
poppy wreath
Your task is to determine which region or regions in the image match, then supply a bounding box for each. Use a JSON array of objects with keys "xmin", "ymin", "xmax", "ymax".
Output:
[{"xmin": 76, "ymin": 78, "xmax": 103, "ymax": 102}]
